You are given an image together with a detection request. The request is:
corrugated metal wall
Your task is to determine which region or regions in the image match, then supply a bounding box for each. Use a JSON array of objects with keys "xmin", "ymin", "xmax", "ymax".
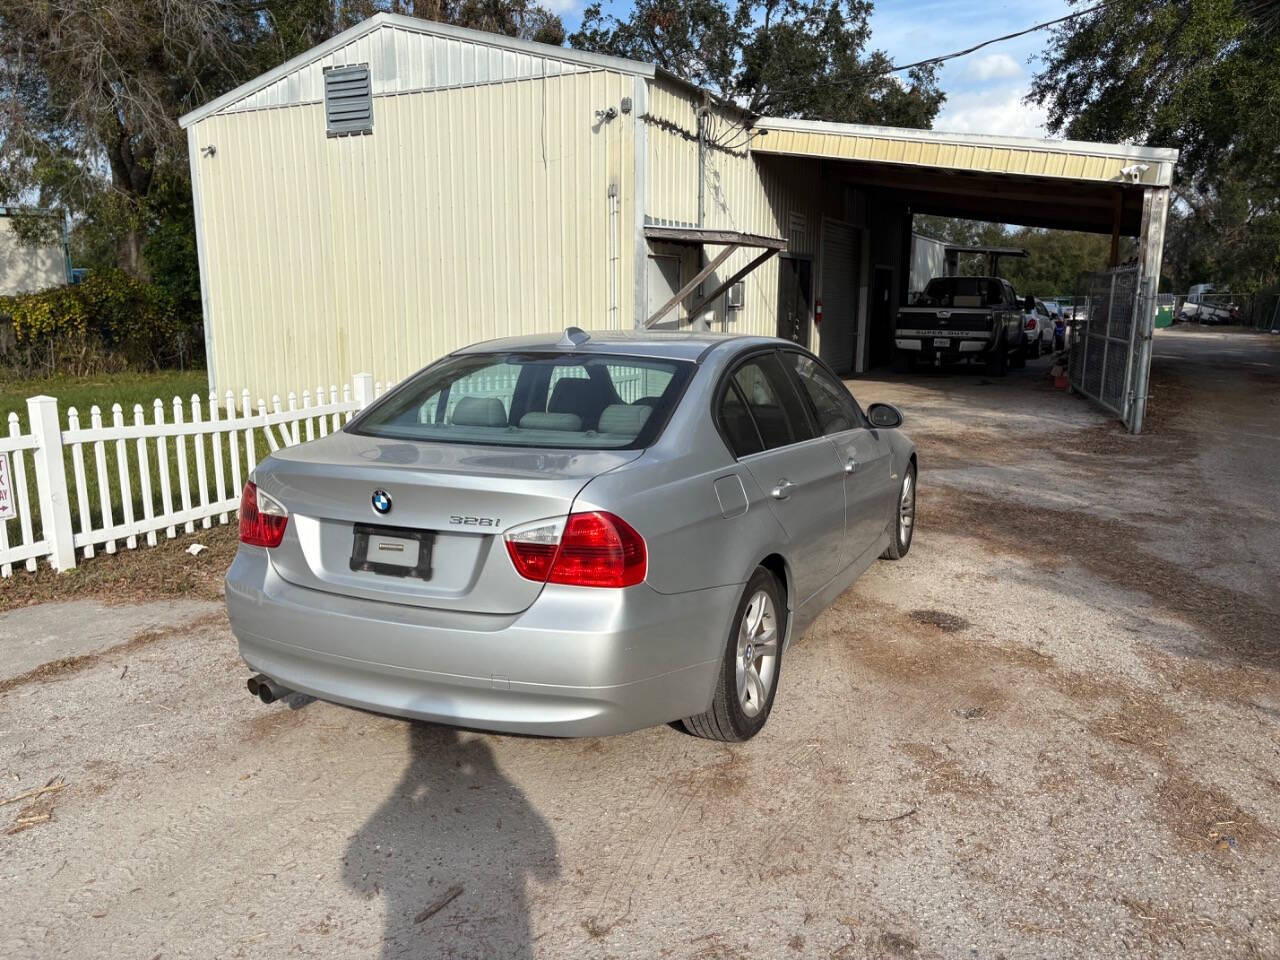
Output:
[
  {"xmin": 642, "ymin": 81, "xmax": 827, "ymax": 345},
  {"xmin": 191, "ymin": 68, "xmax": 634, "ymax": 398}
]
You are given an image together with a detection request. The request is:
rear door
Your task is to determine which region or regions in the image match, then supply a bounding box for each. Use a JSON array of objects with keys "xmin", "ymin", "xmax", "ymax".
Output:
[
  {"xmin": 720, "ymin": 351, "xmax": 846, "ymax": 604},
  {"xmin": 780, "ymin": 350, "xmax": 896, "ymax": 559}
]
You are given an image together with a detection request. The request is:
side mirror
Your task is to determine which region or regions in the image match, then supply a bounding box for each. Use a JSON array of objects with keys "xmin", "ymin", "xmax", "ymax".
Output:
[
  {"xmin": 866, "ymin": 403, "xmax": 903, "ymax": 429},
  {"xmin": 1023, "ymin": 295, "xmax": 1035, "ymax": 312}
]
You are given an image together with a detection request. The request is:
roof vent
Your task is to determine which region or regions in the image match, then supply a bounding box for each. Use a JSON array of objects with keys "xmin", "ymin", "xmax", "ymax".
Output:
[
  {"xmin": 558, "ymin": 327, "xmax": 591, "ymax": 348},
  {"xmin": 324, "ymin": 64, "xmax": 373, "ymax": 137}
]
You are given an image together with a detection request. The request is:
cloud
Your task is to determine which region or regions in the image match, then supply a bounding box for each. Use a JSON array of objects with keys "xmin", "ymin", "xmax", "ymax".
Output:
[
  {"xmin": 964, "ymin": 53, "xmax": 1022, "ymax": 83},
  {"xmin": 541, "ymin": 0, "xmax": 582, "ymax": 14},
  {"xmin": 934, "ymin": 88, "xmax": 1050, "ymax": 139}
]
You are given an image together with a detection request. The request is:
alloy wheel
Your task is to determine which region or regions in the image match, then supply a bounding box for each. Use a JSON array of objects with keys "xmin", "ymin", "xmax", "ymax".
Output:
[
  {"xmin": 735, "ymin": 591, "xmax": 779, "ymax": 718},
  {"xmin": 899, "ymin": 471, "xmax": 916, "ymax": 547}
]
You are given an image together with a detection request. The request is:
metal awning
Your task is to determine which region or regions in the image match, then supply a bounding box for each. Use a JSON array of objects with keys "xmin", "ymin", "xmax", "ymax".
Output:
[{"xmin": 643, "ymin": 226, "xmax": 787, "ymax": 328}]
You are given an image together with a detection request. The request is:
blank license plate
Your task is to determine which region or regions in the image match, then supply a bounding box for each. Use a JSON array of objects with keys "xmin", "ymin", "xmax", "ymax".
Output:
[
  {"xmin": 933, "ymin": 338, "xmax": 950, "ymax": 349},
  {"xmin": 350, "ymin": 523, "xmax": 435, "ymax": 579}
]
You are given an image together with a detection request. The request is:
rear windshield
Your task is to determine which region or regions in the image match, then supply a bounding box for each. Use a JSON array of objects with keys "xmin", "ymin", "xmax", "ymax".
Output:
[
  {"xmin": 349, "ymin": 352, "xmax": 693, "ymax": 449},
  {"xmin": 918, "ymin": 278, "xmax": 1004, "ymax": 308}
]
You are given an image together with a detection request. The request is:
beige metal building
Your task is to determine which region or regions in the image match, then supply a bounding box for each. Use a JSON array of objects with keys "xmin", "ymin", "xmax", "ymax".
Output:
[
  {"xmin": 0, "ymin": 208, "xmax": 71, "ymax": 297},
  {"xmin": 181, "ymin": 12, "xmax": 1177, "ymax": 402}
]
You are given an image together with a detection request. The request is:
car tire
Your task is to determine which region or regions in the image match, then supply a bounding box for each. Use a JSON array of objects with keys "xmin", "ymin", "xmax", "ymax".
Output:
[
  {"xmin": 682, "ymin": 567, "xmax": 785, "ymax": 742},
  {"xmin": 880, "ymin": 462, "xmax": 916, "ymax": 561},
  {"xmin": 989, "ymin": 339, "xmax": 1008, "ymax": 376},
  {"xmin": 1011, "ymin": 337, "xmax": 1028, "ymax": 369}
]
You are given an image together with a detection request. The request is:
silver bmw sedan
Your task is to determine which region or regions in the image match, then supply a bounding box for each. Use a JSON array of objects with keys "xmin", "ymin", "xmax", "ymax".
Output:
[{"xmin": 227, "ymin": 329, "xmax": 916, "ymax": 741}]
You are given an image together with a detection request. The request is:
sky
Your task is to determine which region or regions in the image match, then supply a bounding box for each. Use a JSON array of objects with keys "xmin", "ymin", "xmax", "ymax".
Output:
[{"xmin": 556, "ymin": 0, "xmax": 1074, "ymax": 139}]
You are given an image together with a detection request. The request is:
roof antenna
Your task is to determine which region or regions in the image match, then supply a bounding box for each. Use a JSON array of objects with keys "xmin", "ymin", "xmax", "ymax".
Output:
[{"xmin": 558, "ymin": 327, "xmax": 591, "ymax": 348}]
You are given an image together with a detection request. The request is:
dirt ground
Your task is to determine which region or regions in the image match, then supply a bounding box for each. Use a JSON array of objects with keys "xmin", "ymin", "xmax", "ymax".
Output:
[{"xmin": 2, "ymin": 327, "xmax": 1277, "ymax": 960}]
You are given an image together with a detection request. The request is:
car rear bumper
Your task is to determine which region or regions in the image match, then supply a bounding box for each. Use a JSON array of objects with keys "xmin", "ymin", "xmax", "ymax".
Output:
[
  {"xmin": 895, "ymin": 337, "xmax": 992, "ymax": 359},
  {"xmin": 225, "ymin": 548, "xmax": 736, "ymax": 737}
]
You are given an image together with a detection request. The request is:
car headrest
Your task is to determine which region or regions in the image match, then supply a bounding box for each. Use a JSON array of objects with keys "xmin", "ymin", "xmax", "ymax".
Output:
[
  {"xmin": 450, "ymin": 396, "xmax": 507, "ymax": 427},
  {"xmin": 518, "ymin": 411, "xmax": 583, "ymax": 432},
  {"xmin": 598, "ymin": 404, "xmax": 651, "ymax": 436},
  {"xmin": 548, "ymin": 377, "xmax": 599, "ymax": 413}
]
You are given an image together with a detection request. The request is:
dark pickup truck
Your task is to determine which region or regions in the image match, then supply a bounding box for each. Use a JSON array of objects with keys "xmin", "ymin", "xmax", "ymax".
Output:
[{"xmin": 894, "ymin": 276, "xmax": 1029, "ymax": 374}]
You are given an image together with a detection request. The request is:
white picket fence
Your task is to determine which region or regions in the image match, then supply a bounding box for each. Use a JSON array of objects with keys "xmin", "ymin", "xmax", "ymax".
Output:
[{"xmin": 0, "ymin": 373, "xmax": 387, "ymax": 578}]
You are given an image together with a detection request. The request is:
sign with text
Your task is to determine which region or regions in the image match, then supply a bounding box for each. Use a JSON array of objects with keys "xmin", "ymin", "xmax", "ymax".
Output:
[{"xmin": 0, "ymin": 453, "xmax": 15, "ymax": 520}]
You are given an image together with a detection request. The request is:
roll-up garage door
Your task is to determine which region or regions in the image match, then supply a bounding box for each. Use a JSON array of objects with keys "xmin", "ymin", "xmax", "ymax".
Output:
[{"xmin": 820, "ymin": 220, "xmax": 860, "ymax": 375}]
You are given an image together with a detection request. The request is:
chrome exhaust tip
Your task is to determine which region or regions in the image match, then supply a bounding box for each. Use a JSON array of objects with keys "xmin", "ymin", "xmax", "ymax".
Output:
[{"xmin": 248, "ymin": 673, "xmax": 293, "ymax": 705}]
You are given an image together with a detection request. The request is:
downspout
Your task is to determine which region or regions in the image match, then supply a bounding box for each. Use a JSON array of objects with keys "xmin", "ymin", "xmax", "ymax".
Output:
[
  {"xmin": 697, "ymin": 103, "xmax": 708, "ymax": 228},
  {"xmin": 694, "ymin": 99, "xmax": 710, "ymax": 329},
  {"xmin": 608, "ymin": 181, "xmax": 620, "ymax": 329}
]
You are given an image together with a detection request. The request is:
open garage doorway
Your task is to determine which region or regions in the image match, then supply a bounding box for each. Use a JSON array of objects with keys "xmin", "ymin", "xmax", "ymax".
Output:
[{"xmin": 751, "ymin": 120, "xmax": 1175, "ymax": 431}]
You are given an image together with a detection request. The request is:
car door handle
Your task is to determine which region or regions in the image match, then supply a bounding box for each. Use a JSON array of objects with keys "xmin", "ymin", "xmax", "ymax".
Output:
[
  {"xmin": 844, "ymin": 458, "xmax": 859, "ymax": 475},
  {"xmin": 770, "ymin": 479, "xmax": 796, "ymax": 500}
]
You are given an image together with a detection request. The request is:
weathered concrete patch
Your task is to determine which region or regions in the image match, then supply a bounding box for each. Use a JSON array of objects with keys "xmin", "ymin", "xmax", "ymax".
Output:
[{"xmin": 0, "ymin": 599, "xmax": 222, "ymax": 683}]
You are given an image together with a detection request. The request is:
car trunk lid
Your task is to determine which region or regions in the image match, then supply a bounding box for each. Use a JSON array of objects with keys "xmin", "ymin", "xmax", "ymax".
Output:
[{"xmin": 255, "ymin": 431, "xmax": 639, "ymax": 614}]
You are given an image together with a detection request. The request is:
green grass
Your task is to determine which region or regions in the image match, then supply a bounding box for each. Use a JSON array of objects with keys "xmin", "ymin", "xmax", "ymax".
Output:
[
  {"xmin": 0, "ymin": 370, "xmax": 210, "ymax": 427},
  {"xmin": 1, "ymin": 370, "xmax": 288, "ymax": 558}
]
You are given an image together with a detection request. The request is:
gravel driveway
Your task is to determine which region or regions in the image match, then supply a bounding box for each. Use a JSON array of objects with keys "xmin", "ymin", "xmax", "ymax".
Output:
[{"xmin": 2, "ymin": 328, "xmax": 1277, "ymax": 959}]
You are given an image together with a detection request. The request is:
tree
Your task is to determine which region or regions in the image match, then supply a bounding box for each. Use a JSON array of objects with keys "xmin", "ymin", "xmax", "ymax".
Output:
[
  {"xmin": 0, "ymin": 2, "xmax": 264, "ymax": 278},
  {"xmin": 1028, "ymin": 0, "xmax": 1280, "ymax": 291},
  {"xmin": 912, "ymin": 216, "xmax": 1128, "ymax": 297},
  {"xmin": 570, "ymin": 0, "xmax": 943, "ymax": 127},
  {"xmin": 0, "ymin": 0, "xmax": 568, "ymax": 282}
]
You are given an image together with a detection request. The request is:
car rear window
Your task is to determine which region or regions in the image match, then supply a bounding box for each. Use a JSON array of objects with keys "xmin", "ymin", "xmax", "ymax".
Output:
[
  {"xmin": 349, "ymin": 352, "xmax": 693, "ymax": 450},
  {"xmin": 919, "ymin": 278, "xmax": 1004, "ymax": 308}
]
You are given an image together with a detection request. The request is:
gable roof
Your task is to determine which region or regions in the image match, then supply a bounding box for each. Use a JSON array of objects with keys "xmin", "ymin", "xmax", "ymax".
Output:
[{"xmin": 180, "ymin": 12, "xmax": 656, "ymax": 128}]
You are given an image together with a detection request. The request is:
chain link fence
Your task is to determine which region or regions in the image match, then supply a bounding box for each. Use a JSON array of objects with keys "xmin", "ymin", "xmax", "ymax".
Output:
[{"xmin": 1068, "ymin": 265, "xmax": 1152, "ymax": 431}]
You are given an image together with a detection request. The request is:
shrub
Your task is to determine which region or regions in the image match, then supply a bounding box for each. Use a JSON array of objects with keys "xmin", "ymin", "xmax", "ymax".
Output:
[
  {"xmin": 78, "ymin": 270, "xmax": 181, "ymax": 369},
  {"xmin": 0, "ymin": 270, "xmax": 191, "ymax": 375}
]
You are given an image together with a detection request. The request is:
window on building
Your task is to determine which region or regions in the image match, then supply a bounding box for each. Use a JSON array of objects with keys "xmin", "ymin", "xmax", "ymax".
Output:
[{"xmin": 324, "ymin": 64, "xmax": 373, "ymax": 137}]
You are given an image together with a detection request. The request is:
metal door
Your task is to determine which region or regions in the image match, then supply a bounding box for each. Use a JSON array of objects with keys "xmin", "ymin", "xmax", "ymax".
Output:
[
  {"xmin": 776, "ymin": 258, "xmax": 812, "ymax": 348},
  {"xmin": 819, "ymin": 219, "xmax": 859, "ymax": 374}
]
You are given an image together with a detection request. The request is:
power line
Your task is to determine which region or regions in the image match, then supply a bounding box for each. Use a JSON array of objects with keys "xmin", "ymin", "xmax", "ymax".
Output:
[
  {"xmin": 736, "ymin": 1, "xmax": 1110, "ymax": 122},
  {"xmin": 884, "ymin": 2, "xmax": 1108, "ymax": 74}
]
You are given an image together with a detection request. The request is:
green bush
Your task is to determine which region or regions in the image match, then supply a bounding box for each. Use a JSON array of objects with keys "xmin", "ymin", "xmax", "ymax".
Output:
[
  {"xmin": 4, "ymin": 284, "xmax": 89, "ymax": 342},
  {"xmin": 0, "ymin": 270, "xmax": 190, "ymax": 375},
  {"xmin": 78, "ymin": 270, "xmax": 181, "ymax": 368}
]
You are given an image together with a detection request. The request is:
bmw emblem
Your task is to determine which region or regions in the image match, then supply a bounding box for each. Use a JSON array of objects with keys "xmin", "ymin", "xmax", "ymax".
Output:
[{"xmin": 371, "ymin": 489, "xmax": 392, "ymax": 515}]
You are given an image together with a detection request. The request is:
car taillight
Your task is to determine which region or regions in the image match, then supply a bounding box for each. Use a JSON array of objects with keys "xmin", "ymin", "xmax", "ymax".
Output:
[
  {"xmin": 505, "ymin": 511, "xmax": 646, "ymax": 588},
  {"xmin": 238, "ymin": 481, "xmax": 288, "ymax": 548},
  {"xmin": 1024, "ymin": 317, "xmax": 1036, "ymax": 330}
]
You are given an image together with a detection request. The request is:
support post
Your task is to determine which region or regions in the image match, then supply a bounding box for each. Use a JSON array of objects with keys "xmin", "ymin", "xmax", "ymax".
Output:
[
  {"xmin": 1109, "ymin": 190, "xmax": 1123, "ymax": 267},
  {"xmin": 353, "ymin": 373, "xmax": 375, "ymax": 410},
  {"xmin": 1130, "ymin": 186, "xmax": 1170, "ymax": 434},
  {"xmin": 26, "ymin": 395, "xmax": 76, "ymax": 572}
]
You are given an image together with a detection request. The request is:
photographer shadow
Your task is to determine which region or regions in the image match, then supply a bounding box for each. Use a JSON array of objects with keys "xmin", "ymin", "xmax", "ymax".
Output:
[{"xmin": 343, "ymin": 722, "xmax": 559, "ymax": 959}]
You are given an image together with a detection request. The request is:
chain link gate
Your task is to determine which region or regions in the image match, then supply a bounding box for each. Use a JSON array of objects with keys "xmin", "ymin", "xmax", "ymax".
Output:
[{"xmin": 1068, "ymin": 265, "xmax": 1155, "ymax": 432}]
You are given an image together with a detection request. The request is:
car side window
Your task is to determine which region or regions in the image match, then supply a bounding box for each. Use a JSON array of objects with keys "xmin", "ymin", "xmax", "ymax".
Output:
[
  {"xmin": 718, "ymin": 353, "xmax": 814, "ymax": 455},
  {"xmin": 782, "ymin": 351, "xmax": 860, "ymax": 435},
  {"xmin": 717, "ymin": 382, "xmax": 764, "ymax": 457}
]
